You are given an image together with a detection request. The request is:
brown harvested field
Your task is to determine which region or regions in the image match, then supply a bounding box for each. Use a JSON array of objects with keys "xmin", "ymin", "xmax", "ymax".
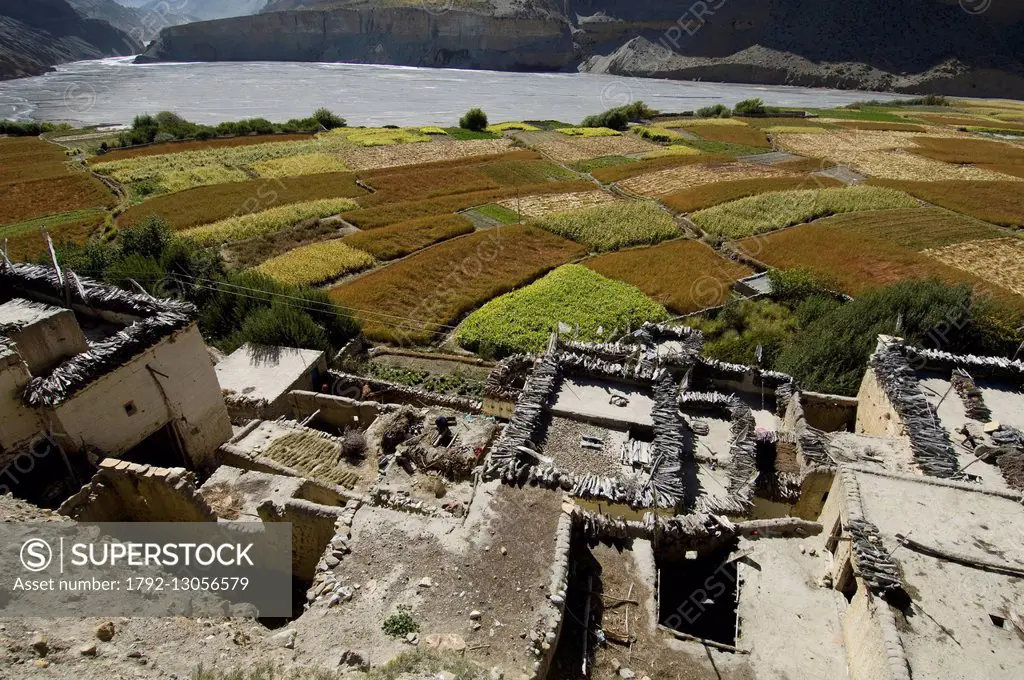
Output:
[
  {"xmin": 807, "ymin": 208, "xmax": 1007, "ymax": 250},
  {"xmin": 340, "ymin": 138, "xmax": 513, "ymax": 170},
  {"xmin": 979, "ymin": 164, "xmax": 1024, "ymax": 179},
  {"xmin": 117, "ymin": 172, "xmax": 367, "ymax": 230},
  {"xmin": 692, "ymin": 125, "xmax": 771, "ymax": 148},
  {"xmin": 342, "ymin": 214, "xmax": 474, "ymax": 260},
  {"xmin": 923, "ymin": 238, "xmax": 1024, "ymax": 298},
  {"xmin": 660, "ymin": 175, "xmax": 843, "ymax": 213},
  {"xmin": 357, "ymin": 150, "xmax": 539, "ymax": 181},
  {"xmin": 498, "ymin": 190, "xmax": 618, "ymax": 217},
  {"xmin": 340, "ymin": 180, "xmax": 595, "ymax": 229},
  {"xmin": 360, "ymin": 165, "xmax": 498, "ymax": 204},
  {"xmin": 744, "ymin": 117, "xmax": 839, "ymax": 129},
  {"xmin": 619, "ymin": 161, "xmax": 794, "ymax": 196},
  {"xmin": 2, "ymin": 214, "xmax": 106, "ymax": 262},
  {"xmin": 0, "ymin": 138, "xmax": 114, "ymax": 224},
  {"xmin": 89, "ymin": 134, "xmax": 314, "ymax": 163},
  {"xmin": 590, "ymin": 153, "xmax": 732, "ymax": 184},
  {"xmin": 515, "ymin": 130, "xmax": 658, "ymax": 162},
  {"xmin": 866, "ymin": 179, "xmax": 1024, "ymax": 227},
  {"xmin": 330, "ymin": 225, "xmax": 586, "ymax": 343},
  {"xmin": 586, "ymin": 239, "xmax": 751, "ymax": 313},
  {"xmin": 772, "ymin": 156, "xmax": 837, "ymax": 173},
  {"xmin": 907, "ymin": 136, "xmax": 1024, "ymax": 167},
  {"xmin": 1, "ymin": 173, "xmax": 114, "ymax": 225},
  {"xmin": 733, "ymin": 223, "xmax": 1024, "ymax": 311},
  {"xmin": 832, "ymin": 121, "xmax": 927, "ymax": 132}
]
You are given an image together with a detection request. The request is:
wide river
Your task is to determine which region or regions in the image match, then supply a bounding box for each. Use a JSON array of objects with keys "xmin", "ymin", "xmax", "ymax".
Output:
[{"xmin": 0, "ymin": 57, "xmax": 913, "ymax": 127}]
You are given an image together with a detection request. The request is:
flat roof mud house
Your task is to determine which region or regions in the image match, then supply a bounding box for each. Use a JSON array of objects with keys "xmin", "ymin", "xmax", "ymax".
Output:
[{"xmin": 0, "ymin": 261, "xmax": 231, "ymax": 504}]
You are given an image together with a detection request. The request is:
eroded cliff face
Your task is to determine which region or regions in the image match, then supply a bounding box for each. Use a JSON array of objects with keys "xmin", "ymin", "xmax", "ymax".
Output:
[{"xmin": 138, "ymin": 7, "xmax": 574, "ymax": 71}]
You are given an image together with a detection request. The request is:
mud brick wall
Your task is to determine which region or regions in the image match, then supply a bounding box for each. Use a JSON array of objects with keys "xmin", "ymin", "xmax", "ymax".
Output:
[
  {"xmin": 258, "ymin": 497, "xmax": 348, "ymax": 581},
  {"xmin": 855, "ymin": 368, "xmax": 906, "ymax": 441},
  {"xmin": 286, "ymin": 390, "xmax": 393, "ymax": 430},
  {"xmin": 59, "ymin": 458, "xmax": 216, "ymax": 522}
]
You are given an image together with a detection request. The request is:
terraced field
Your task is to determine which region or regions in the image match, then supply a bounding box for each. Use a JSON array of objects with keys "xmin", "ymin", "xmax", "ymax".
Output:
[
  {"xmin": 691, "ymin": 186, "xmax": 919, "ymax": 238},
  {"xmin": 257, "ymin": 239, "xmax": 375, "ymax": 286},
  {"xmin": 342, "ymin": 214, "xmax": 474, "ymax": 260},
  {"xmin": 661, "ymin": 176, "xmax": 843, "ymax": 213},
  {"xmin": 865, "ymin": 179, "xmax": 1024, "ymax": 228},
  {"xmin": 619, "ymin": 161, "xmax": 794, "ymax": 196},
  {"xmin": 923, "ymin": 238, "xmax": 1024, "ymax": 298},
  {"xmin": 530, "ymin": 201, "xmax": 679, "ymax": 252},
  {"xmin": 0, "ymin": 138, "xmax": 114, "ymax": 225},
  {"xmin": 586, "ymin": 240, "xmax": 752, "ymax": 314},
  {"xmin": 514, "ymin": 130, "xmax": 657, "ymax": 162},
  {"xmin": 498, "ymin": 190, "xmax": 618, "ymax": 218},
  {"xmin": 456, "ymin": 264, "xmax": 668, "ymax": 357},
  {"xmin": 330, "ymin": 225, "xmax": 586, "ymax": 344}
]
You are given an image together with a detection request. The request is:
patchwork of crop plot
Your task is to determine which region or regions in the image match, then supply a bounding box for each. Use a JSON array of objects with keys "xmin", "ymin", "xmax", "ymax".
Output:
[
  {"xmin": 340, "ymin": 180, "xmax": 595, "ymax": 229},
  {"xmin": 657, "ymin": 118, "xmax": 748, "ymax": 128},
  {"xmin": 586, "ymin": 240, "xmax": 752, "ymax": 314},
  {"xmin": 692, "ymin": 186, "xmax": 918, "ymax": 238},
  {"xmin": 342, "ymin": 214, "xmax": 474, "ymax": 260},
  {"xmin": 865, "ymin": 179, "xmax": 1024, "ymax": 228},
  {"xmin": 804, "ymin": 208, "xmax": 1007, "ymax": 251},
  {"xmin": 590, "ymin": 153, "xmax": 732, "ymax": 184},
  {"xmin": 257, "ymin": 239, "xmax": 375, "ymax": 286},
  {"xmin": 515, "ymin": 130, "xmax": 657, "ymax": 162},
  {"xmin": 689, "ymin": 125, "xmax": 771, "ymax": 148},
  {"xmin": 341, "ymin": 138, "xmax": 512, "ymax": 170},
  {"xmin": 0, "ymin": 138, "xmax": 114, "ymax": 225},
  {"xmin": 922, "ymin": 238, "xmax": 1024, "ymax": 298},
  {"xmin": 906, "ymin": 136, "xmax": 1024, "ymax": 177},
  {"xmin": 733, "ymin": 223, "xmax": 1024, "ymax": 309},
  {"xmin": 183, "ymin": 198, "xmax": 358, "ymax": 245},
  {"xmin": 456, "ymin": 264, "xmax": 667, "ymax": 357},
  {"xmin": 619, "ymin": 161, "xmax": 793, "ymax": 196},
  {"xmin": 251, "ymin": 153, "xmax": 350, "ymax": 178},
  {"xmin": 831, "ymin": 121, "xmax": 927, "ymax": 132},
  {"xmin": 335, "ymin": 128, "xmax": 431, "ymax": 147},
  {"xmin": 117, "ymin": 172, "xmax": 365, "ymax": 231},
  {"xmin": 1, "ymin": 212, "xmax": 106, "ymax": 261},
  {"xmin": 531, "ymin": 201, "xmax": 678, "ymax": 252},
  {"xmin": 498, "ymin": 190, "xmax": 618, "ymax": 218},
  {"xmin": 330, "ymin": 225, "xmax": 586, "ymax": 344},
  {"xmin": 361, "ymin": 165, "xmax": 499, "ymax": 204},
  {"xmin": 90, "ymin": 133, "xmax": 313, "ymax": 163},
  {"xmin": 774, "ymin": 130, "xmax": 1016, "ymax": 181},
  {"xmin": 557, "ymin": 127, "xmax": 621, "ymax": 137},
  {"xmin": 661, "ymin": 175, "xmax": 844, "ymax": 213}
]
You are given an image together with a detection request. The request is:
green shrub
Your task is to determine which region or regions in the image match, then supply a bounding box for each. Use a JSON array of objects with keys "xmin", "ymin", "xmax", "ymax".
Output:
[
  {"xmin": 313, "ymin": 107, "xmax": 346, "ymax": 130},
  {"xmin": 581, "ymin": 101, "xmax": 657, "ymax": 131},
  {"xmin": 734, "ymin": 98, "xmax": 767, "ymax": 116},
  {"xmin": 459, "ymin": 108, "xmax": 489, "ymax": 132},
  {"xmin": 697, "ymin": 104, "xmax": 730, "ymax": 118},
  {"xmin": 382, "ymin": 609, "xmax": 420, "ymax": 638}
]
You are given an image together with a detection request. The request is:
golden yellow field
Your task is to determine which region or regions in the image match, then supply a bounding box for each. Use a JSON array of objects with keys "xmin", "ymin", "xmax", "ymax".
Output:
[
  {"xmin": 619, "ymin": 162, "xmax": 795, "ymax": 196},
  {"xmin": 497, "ymin": 190, "xmax": 619, "ymax": 217},
  {"xmin": 656, "ymin": 118, "xmax": 748, "ymax": 128},
  {"xmin": 257, "ymin": 239, "xmax": 375, "ymax": 286},
  {"xmin": 251, "ymin": 153, "xmax": 350, "ymax": 178},
  {"xmin": 922, "ymin": 238, "xmax": 1024, "ymax": 297},
  {"xmin": 183, "ymin": 198, "xmax": 359, "ymax": 245}
]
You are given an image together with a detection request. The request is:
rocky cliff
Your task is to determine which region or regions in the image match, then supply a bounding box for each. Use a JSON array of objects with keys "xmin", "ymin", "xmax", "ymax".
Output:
[
  {"xmin": 138, "ymin": 6, "xmax": 574, "ymax": 71},
  {"xmin": 136, "ymin": 0, "xmax": 1024, "ymax": 97},
  {"xmin": 0, "ymin": 0, "xmax": 143, "ymax": 80}
]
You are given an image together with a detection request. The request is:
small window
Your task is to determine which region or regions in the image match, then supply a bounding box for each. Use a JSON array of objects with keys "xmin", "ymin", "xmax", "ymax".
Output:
[{"xmin": 124, "ymin": 402, "xmax": 138, "ymax": 416}]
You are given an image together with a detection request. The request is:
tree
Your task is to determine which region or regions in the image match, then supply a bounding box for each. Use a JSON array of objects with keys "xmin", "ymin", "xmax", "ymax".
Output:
[
  {"xmin": 313, "ymin": 107, "xmax": 346, "ymax": 130},
  {"xmin": 459, "ymin": 108, "xmax": 488, "ymax": 131},
  {"xmin": 733, "ymin": 98, "xmax": 766, "ymax": 116},
  {"xmin": 581, "ymin": 101, "xmax": 657, "ymax": 130}
]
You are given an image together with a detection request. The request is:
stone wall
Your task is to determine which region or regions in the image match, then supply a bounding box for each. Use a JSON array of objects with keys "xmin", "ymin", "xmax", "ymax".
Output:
[
  {"xmin": 258, "ymin": 497, "xmax": 351, "ymax": 581},
  {"xmin": 285, "ymin": 390, "xmax": 393, "ymax": 430},
  {"xmin": 855, "ymin": 367, "xmax": 906, "ymax": 440},
  {"xmin": 59, "ymin": 458, "xmax": 217, "ymax": 522},
  {"xmin": 50, "ymin": 324, "xmax": 232, "ymax": 469}
]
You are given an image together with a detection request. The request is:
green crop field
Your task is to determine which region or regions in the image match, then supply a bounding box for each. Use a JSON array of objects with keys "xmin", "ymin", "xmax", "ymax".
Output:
[
  {"xmin": 691, "ymin": 186, "xmax": 919, "ymax": 238},
  {"xmin": 456, "ymin": 264, "xmax": 668, "ymax": 357},
  {"xmin": 531, "ymin": 201, "xmax": 679, "ymax": 251}
]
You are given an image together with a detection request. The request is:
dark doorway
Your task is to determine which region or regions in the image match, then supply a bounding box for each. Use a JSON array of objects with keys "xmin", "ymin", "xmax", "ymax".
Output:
[
  {"xmin": 658, "ymin": 542, "xmax": 739, "ymax": 646},
  {"xmin": 121, "ymin": 422, "xmax": 187, "ymax": 468}
]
